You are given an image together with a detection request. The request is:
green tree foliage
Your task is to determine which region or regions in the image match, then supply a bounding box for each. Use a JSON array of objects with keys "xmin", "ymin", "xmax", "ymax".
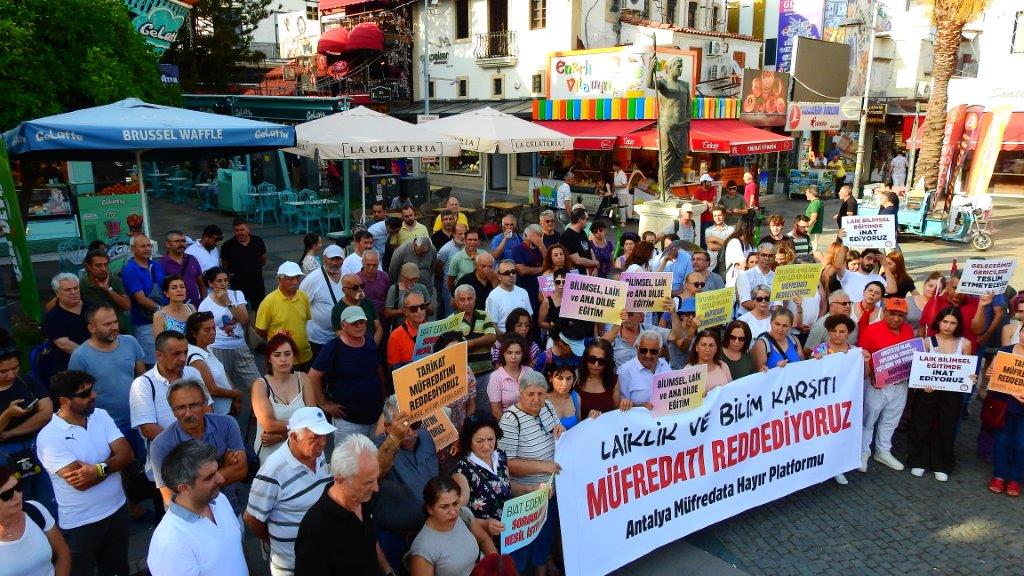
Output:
[
  {"xmin": 164, "ymin": 0, "xmax": 273, "ymax": 92},
  {"xmin": 0, "ymin": 0, "xmax": 177, "ymax": 130}
]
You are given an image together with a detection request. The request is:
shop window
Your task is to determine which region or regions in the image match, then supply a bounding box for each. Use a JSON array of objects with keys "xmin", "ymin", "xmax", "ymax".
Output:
[
  {"xmin": 423, "ymin": 157, "xmax": 442, "ymax": 174},
  {"xmin": 532, "ymin": 73, "xmax": 544, "ymax": 94},
  {"xmin": 455, "ymin": 0, "xmax": 470, "ymax": 40},
  {"xmin": 448, "ymin": 150, "xmax": 481, "ymax": 174},
  {"xmin": 516, "ymin": 152, "xmax": 536, "ymax": 177},
  {"xmin": 687, "ymin": 1, "xmax": 698, "ymax": 28},
  {"xmin": 530, "ymin": 0, "xmax": 546, "ymax": 29},
  {"xmin": 492, "ymin": 76, "xmax": 504, "ymax": 97},
  {"xmin": 1013, "ymin": 12, "xmax": 1024, "ymax": 53},
  {"xmin": 457, "ymin": 78, "xmax": 468, "ymax": 97},
  {"xmin": 712, "ymin": 6, "xmax": 720, "ymax": 30},
  {"xmin": 305, "ymin": 6, "xmax": 317, "ymax": 20}
]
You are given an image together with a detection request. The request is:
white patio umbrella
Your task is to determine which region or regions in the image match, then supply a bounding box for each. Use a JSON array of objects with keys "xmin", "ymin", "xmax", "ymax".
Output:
[
  {"xmin": 417, "ymin": 107, "xmax": 574, "ymax": 206},
  {"xmin": 286, "ymin": 106, "xmax": 462, "ymax": 220}
]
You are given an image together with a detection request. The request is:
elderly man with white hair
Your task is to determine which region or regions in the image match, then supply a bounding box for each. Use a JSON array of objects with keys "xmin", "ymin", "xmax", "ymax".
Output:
[
  {"xmin": 244, "ymin": 407, "xmax": 334, "ymax": 576},
  {"xmin": 42, "ymin": 272, "xmax": 90, "ymax": 378},
  {"xmin": 617, "ymin": 329, "xmax": 672, "ymax": 410},
  {"xmin": 293, "ymin": 434, "xmax": 396, "ymax": 576}
]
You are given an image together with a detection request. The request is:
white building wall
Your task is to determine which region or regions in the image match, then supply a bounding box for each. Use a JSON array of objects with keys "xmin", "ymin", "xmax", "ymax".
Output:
[{"xmin": 947, "ymin": 0, "xmax": 1024, "ymax": 109}]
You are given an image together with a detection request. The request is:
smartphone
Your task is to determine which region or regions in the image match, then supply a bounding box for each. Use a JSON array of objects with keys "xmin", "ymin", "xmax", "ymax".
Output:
[{"xmin": 24, "ymin": 398, "xmax": 39, "ymax": 412}]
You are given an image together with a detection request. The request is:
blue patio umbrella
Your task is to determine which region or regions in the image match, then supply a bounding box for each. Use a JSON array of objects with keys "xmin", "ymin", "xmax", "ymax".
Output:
[{"xmin": 4, "ymin": 98, "xmax": 296, "ymax": 236}]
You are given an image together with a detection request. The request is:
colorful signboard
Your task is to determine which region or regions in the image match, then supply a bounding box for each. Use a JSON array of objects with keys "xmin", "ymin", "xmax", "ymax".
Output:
[
  {"xmin": 966, "ymin": 105, "xmax": 1014, "ymax": 198},
  {"xmin": 561, "ymin": 273, "xmax": 627, "ymax": 325},
  {"xmin": 546, "ymin": 47, "xmax": 697, "ymax": 101},
  {"xmin": 786, "ymin": 102, "xmax": 842, "ymax": 132},
  {"xmin": 956, "ymin": 258, "xmax": 1018, "ymax": 296},
  {"xmin": 770, "ymin": 263, "xmax": 823, "ymax": 301},
  {"xmin": 650, "ymin": 365, "xmax": 707, "ymax": 417},
  {"xmin": 393, "ymin": 342, "xmax": 469, "ymax": 420},
  {"xmin": 987, "ymin": 352, "xmax": 1024, "ymax": 397},
  {"xmin": 532, "ymin": 96, "xmax": 738, "ymax": 121},
  {"xmin": 908, "ymin": 352, "xmax": 978, "ymax": 393},
  {"xmin": 695, "ymin": 287, "xmax": 734, "ymax": 330},
  {"xmin": 871, "ymin": 338, "xmax": 925, "ymax": 388},
  {"xmin": 124, "ymin": 0, "xmax": 195, "ymax": 55},
  {"xmin": 620, "ymin": 272, "xmax": 672, "ymax": 312},
  {"xmin": 841, "ymin": 214, "xmax": 897, "ymax": 249},
  {"xmin": 776, "ymin": 0, "xmax": 824, "ymax": 73},
  {"xmin": 740, "ymin": 69, "xmax": 791, "ymax": 127},
  {"xmin": 500, "ymin": 481, "xmax": 552, "ymax": 554}
]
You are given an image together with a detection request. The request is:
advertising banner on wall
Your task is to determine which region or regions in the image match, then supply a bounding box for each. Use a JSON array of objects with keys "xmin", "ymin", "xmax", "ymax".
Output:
[
  {"xmin": 965, "ymin": 105, "xmax": 1014, "ymax": 197},
  {"xmin": 741, "ymin": 69, "xmax": 791, "ymax": 127},
  {"xmin": 547, "ymin": 47, "xmax": 697, "ymax": 101},
  {"xmin": 124, "ymin": 0, "xmax": 196, "ymax": 55},
  {"xmin": 935, "ymin": 105, "xmax": 969, "ymax": 198},
  {"xmin": 556, "ymin": 350, "xmax": 864, "ymax": 576},
  {"xmin": 776, "ymin": 0, "xmax": 824, "ymax": 73},
  {"xmin": 277, "ymin": 11, "xmax": 321, "ymax": 59},
  {"xmin": 786, "ymin": 102, "xmax": 842, "ymax": 132}
]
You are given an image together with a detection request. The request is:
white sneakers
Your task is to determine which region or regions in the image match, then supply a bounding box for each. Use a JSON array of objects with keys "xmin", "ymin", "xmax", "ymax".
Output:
[
  {"xmin": 873, "ymin": 451, "xmax": 905, "ymax": 471},
  {"xmin": 934, "ymin": 472, "xmax": 949, "ymax": 482},
  {"xmin": 860, "ymin": 452, "xmax": 870, "ymax": 473},
  {"xmin": 910, "ymin": 468, "xmax": 925, "ymax": 477},
  {"xmin": 834, "ymin": 473, "xmax": 849, "ymax": 485}
]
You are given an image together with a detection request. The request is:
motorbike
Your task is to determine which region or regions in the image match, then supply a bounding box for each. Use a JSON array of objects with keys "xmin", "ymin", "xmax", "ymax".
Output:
[{"xmin": 856, "ymin": 190, "xmax": 994, "ymax": 251}]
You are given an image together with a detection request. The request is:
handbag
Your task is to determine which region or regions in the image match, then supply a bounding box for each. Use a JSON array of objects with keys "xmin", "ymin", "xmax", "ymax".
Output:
[{"xmin": 981, "ymin": 394, "xmax": 1008, "ymax": 431}]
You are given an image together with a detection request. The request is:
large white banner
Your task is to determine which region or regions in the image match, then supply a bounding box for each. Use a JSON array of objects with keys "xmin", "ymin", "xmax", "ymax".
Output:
[{"xmin": 555, "ymin": 351, "xmax": 864, "ymax": 575}]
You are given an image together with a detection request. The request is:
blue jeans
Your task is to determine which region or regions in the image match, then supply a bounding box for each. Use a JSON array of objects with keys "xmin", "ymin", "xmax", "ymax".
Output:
[
  {"xmin": 511, "ymin": 494, "xmax": 559, "ymax": 573},
  {"xmin": 0, "ymin": 438, "xmax": 57, "ymax": 518},
  {"xmin": 993, "ymin": 411, "xmax": 1024, "ymax": 482}
]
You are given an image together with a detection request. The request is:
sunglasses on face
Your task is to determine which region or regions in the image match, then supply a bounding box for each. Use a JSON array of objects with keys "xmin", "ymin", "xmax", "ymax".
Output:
[
  {"xmin": 727, "ymin": 334, "xmax": 746, "ymax": 342},
  {"xmin": 68, "ymin": 386, "xmax": 94, "ymax": 399},
  {"xmin": 406, "ymin": 304, "xmax": 429, "ymax": 313},
  {"xmin": 498, "ymin": 270, "xmax": 516, "ymax": 277},
  {"xmin": 0, "ymin": 479, "xmax": 22, "ymax": 502},
  {"xmin": 585, "ymin": 355, "xmax": 607, "ymax": 366},
  {"xmin": 753, "ymin": 296, "xmax": 771, "ymax": 302},
  {"xmin": 638, "ymin": 347, "xmax": 660, "ymax": 356},
  {"xmin": 344, "ymin": 284, "xmax": 364, "ymax": 291},
  {"xmin": 554, "ymin": 279, "xmax": 564, "ymax": 285},
  {"xmin": 690, "ymin": 281, "xmax": 706, "ymax": 288},
  {"xmin": 833, "ymin": 301, "xmax": 852, "ymax": 306}
]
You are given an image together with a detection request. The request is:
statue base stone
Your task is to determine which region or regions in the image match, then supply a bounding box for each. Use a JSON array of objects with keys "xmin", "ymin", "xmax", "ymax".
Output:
[{"xmin": 634, "ymin": 199, "xmax": 682, "ymax": 237}]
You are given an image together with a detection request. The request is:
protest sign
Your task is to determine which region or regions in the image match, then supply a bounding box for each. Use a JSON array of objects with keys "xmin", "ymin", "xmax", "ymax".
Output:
[
  {"xmin": 556, "ymin": 350, "xmax": 864, "ymax": 576},
  {"xmin": 871, "ymin": 338, "xmax": 925, "ymax": 387},
  {"xmin": 539, "ymin": 274, "xmax": 556, "ymax": 297},
  {"xmin": 650, "ymin": 365, "xmax": 707, "ymax": 417},
  {"xmin": 393, "ymin": 341, "xmax": 469, "ymax": 420},
  {"xmin": 986, "ymin": 351, "xmax": 1024, "ymax": 397},
  {"xmin": 500, "ymin": 481, "xmax": 551, "ymax": 554},
  {"xmin": 420, "ymin": 409, "xmax": 459, "ymax": 451},
  {"xmin": 621, "ymin": 272, "xmax": 673, "ymax": 312},
  {"xmin": 561, "ymin": 273, "xmax": 627, "ymax": 325},
  {"xmin": 696, "ymin": 287, "xmax": 734, "ymax": 330},
  {"xmin": 412, "ymin": 312, "xmax": 464, "ymax": 360},
  {"xmin": 956, "ymin": 258, "xmax": 1017, "ymax": 296},
  {"xmin": 909, "ymin": 352, "xmax": 978, "ymax": 392},
  {"xmin": 770, "ymin": 263, "xmax": 822, "ymax": 301},
  {"xmin": 842, "ymin": 215, "xmax": 897, "ymax": 249}
]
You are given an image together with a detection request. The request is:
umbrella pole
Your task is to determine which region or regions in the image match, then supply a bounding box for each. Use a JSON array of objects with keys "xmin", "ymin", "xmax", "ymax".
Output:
[
  {"xmin": 482, "ymin": 153, "xmax": 487, "ymax": 208},
  {"xmin": 136, "ymin": 150, "xmax": 152, "ymax": 239},
  {"xmin": 343, "ymin": 159, "xmax": 351, "ymax": 233},
  {"xmin": 361, "ymin": 160, "xmax": 367, "ymax": 223}
]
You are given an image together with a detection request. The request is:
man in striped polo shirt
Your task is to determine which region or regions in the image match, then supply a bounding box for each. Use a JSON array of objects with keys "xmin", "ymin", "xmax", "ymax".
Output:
[
  {"xmin": 454, "ymin": 284, "xmax": 497, "ymax": 411},
  {"xmin": 244, "ymin": 407, "xmax": 334, "ymax": 576}
]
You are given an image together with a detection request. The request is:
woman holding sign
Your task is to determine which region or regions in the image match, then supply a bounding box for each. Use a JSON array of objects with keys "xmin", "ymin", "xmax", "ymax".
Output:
[
  {"xmin": 908, "ymin": 307, "xmax": 972, "ymax": 482},
  {"xmin": 409, "ymin": 476, "xmax": 500, "ymax": 576},
  {"xmin": 686, "ymin": 330, "xmax": 732, "ymax": 392},
  {"xmin": 986, "ymin": 322, "xmax": 1024, "ymax": 497},
  {"xmin": 752, "ymin": 308, "xmax": 805, "ymax": 371}
]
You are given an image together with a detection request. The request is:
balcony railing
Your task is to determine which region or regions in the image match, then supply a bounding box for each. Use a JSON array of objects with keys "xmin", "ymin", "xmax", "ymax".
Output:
[{"xmin": 474, "ymin": 31, "xmax": 518, "ymax": 67}]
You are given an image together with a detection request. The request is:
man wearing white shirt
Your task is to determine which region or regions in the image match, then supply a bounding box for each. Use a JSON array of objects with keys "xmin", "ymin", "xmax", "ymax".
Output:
[
  {"xmin": 341, "ymin": 230, "xmax": 378, "ymax": 276},
  {"xmin": 184, "ymin": 224, "xmax": 223, "ymax": 273},
  {"xmin": 556, "ymin": 173, "xmax": 574, "ymax": 224},
  {"xmin": 129, "ymin": 331, "xmax": 209, "ymax": 447},
  {"xmin": 147, "ymin": 439, "xmax": 248, "ymax": 576},
  {"xmin": 36, "ymin": 370, "xmax": 135, "ymax": 576},
  {"xmin": 735, "ymin": 242, "xmax": 777, "ymax": 311},
  {"xmin": 485, "ymin": 259, "xmax": 532, "ymax": 333},
  {"xmin": 299, "ymin": 244, "xmax": 345, "ymax": 360},
  {"xmin": 612, "ymin": 161, "xmax": 631, "ymax": 222},
  {"xmin": 834, "ymin": 247, "xmax": 885, "ymax": 304}
]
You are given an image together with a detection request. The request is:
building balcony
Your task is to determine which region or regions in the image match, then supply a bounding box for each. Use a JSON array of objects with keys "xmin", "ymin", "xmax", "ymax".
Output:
[{"xmin": 474, "ymin": 31, "xmax": 518, "ymax": 68}]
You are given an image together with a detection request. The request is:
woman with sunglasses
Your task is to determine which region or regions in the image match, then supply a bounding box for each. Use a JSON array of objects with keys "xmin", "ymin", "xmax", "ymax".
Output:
[
  {"xmin": 720, "ymin": 320, "xmax": 757, "ymax": 380},
  {"xmin": 576, "ymin": 340, "xmax": 618, "ymax": 418},
  {"xmin": 152, "ymin": 274, "xmax": 195, "ymax": 334},
  {"xmin": 488, "ymin": 335, "xmax": 534, "ymax": 419},
  {"xmin": 251, "ymin": 334, "xmax": 316, "ymax": 460},
  {"xmin": 737, "ymin": 285, "xmax": 773, "ymax": 347},
  {"xmin": 546, "ymin": 363, "xmax": 581, "ymax": 430},
  {"xmin": 540, "ymin": 244, "xmax": 568, "ymax": 277},
  {"xmin": 685, "ymin": 330, "xmax": 732, "ymax": 393},
  {"xmin": 986, "ymin": 321, "xmax": 1024, "ymax": 497},
  {"xmin": 1000, "ymin": 293, "xmax": 1024, "ymax": 346},
  {"xmin": 752, "ymin": 308, "xmax": 805, "ymax": 371},
  {"xmin": 490, "ymin": 308, "xmax": 541, "ymax": 368},
  {"xmin": 538, "ymin": 269, "xmax": 587, "ymax": 344},
  {"xmin": 0, "ymin": 464, "xmax": 70, "ymax": 576},
  {"xmin": 185, "ymin": 312, "xmax": 243, "ymax": 415}
]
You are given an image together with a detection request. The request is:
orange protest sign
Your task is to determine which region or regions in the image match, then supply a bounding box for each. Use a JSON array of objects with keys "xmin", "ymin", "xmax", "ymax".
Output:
[
  {"xmin": 421, "ymin": 409, "xmax": 459, "ymax": 451},
  {"xmin": 393, "ymin": 341, "xmax": 469, "ymax": 420},
  {"xmin": 987, "ymin": 351, "xmax": 1024, "ymax": 397}
]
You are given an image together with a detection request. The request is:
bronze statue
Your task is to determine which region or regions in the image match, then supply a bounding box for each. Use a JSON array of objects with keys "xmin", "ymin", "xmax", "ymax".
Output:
[{"xmin": 650, "ymin": 57, "xmax": 691, "ymax": 194}]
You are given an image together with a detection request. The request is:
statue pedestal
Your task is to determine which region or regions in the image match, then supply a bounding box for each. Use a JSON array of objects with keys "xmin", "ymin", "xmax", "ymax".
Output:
[{"xmin": 635, "ymin": 199, "xmax": 682, "ymax": 237}]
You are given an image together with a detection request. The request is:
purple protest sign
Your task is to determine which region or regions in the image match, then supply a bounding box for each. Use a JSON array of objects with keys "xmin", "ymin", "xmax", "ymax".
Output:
[
  {"xmin": 871, "ymin": 338, "xmax": 925, "ymax": 388},
  {"xmin": 776, "ymin": 0, "xmax": 824, "ymax": 72}
]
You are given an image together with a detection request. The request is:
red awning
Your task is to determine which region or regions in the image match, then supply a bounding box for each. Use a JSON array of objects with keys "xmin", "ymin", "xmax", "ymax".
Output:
[
  {"xmin": 618, "ymin": 120, "xmax": 793, "ymax": 155},
  {"xmin": 347, "ymin": 22, "xmax": 384, "ymax": 52},
  {"xmin": 317, "ymin": 26, "xmax": 349, "ymax": 54},
  {"xmin": 534, "ymin": 120, "xmax": 654, "ymax": 150},
  {"xmin": 319, "ymin": 0, "xmax": 367, "ymax": 12}
]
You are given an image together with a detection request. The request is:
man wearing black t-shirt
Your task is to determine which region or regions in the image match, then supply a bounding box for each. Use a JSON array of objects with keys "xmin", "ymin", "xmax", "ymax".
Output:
[
  {"xmin": 220, "ymin": 218, "xmax": 268, "ymax": 308},
  {"xmin": 835, "ymin": 185, "xmax": 858, "ymax": 227},
  {"xmin": 559, "ymin": 208, "xmax": 599, "ymax": 275}
]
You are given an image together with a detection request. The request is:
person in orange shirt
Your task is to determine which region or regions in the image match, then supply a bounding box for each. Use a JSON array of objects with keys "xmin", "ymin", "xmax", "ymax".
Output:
[{"xmin": 386, "ymin": 291, "xmax": 429, "ymax": 370}]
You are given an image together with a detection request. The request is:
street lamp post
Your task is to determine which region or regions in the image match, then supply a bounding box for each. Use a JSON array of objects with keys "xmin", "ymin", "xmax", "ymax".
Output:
[
  {"xmin": 851, "ymin": 0, "xmax": 878, "ymax": 196},
  {"xmin": 422, "ymin": 0, "xmax": 430, "ymax": 115}
]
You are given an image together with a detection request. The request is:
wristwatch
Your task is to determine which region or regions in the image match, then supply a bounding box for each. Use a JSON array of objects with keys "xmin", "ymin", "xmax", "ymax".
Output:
[{"xmin": 96, "ymin": 462, "xmax": 109, "ymax": 478}]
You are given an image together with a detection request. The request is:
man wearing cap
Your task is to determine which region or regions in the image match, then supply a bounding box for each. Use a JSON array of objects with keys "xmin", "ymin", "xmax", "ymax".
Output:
[
  {"xmin": 299, "ymin": 245, "xmax": 346, "ymax": 360},
  {"xmin": 308, "ymin": 306, "xmax": 384, "ymax": 442},
  {"xmin": 148, "ymin": 379, "xmax": 247, "ymax": 512},
  {"xmin": 660, "ymin": 204, "xmax": 698, "ymax": 244},
  {"xmin": 859, "ymin": 297, "xmax": 915, "ymax": 473},
  {"xmin": 387, "ymin": 291, "xmax": 430, "ymax": 370},
  {"xmin": 244, "ymin": 407, "xmax": 333, "ymax": 576},
  {"xmin": 692, "ymin": 175, "xmax": 718, "ymax": 247},
  {"xmin": 256, "ymin": 262, "xmax": 313, "ymax": 368},
  {"xmin": 719, "ymin": 181, "xmax": 747, "ymax": 226},
  {"xmin": 331, "ymin": 274, "xmax": 382, "ymax": 346},
  {"xmin": 803, "ymin": 290, "xmax": 859, "ymax": 356},
  {"xmin": 832, "ymin": 247, "xmax": 885, "ymax": 304},
  {"xmin": 485, "ymin": 260, "xmax": 532, "ymax": 333},
  {"xmin": 388, "ymin": 236, "xmax": 437, "ymax": 315}
]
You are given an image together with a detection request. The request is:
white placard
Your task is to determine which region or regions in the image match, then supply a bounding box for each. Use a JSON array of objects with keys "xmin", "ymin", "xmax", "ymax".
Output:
[
  {"xmin": 908, "ymin": 352, "xmax": 978, "ymax": 392},
  {"xmin": 841, "ymin": 215, "xmax": 897, "ymax": 249},
  {"xmin": 956, "ymin": 258, "xmax": 1017, "ymax": 296}
]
